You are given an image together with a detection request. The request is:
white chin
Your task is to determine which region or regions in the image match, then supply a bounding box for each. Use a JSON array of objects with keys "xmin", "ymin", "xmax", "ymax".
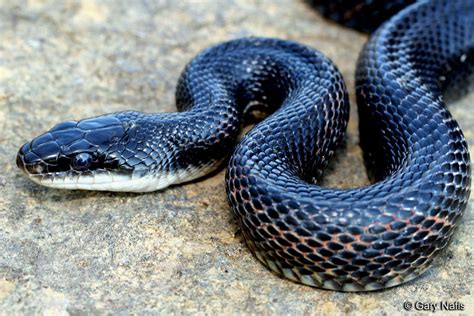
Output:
[
  {"xmin": 31, "ymin": 173, "xmax": 163, "ymax": 192},
  {"xmin": 29, "ymin": 160, "xmax": 221, "ymax": 192}
]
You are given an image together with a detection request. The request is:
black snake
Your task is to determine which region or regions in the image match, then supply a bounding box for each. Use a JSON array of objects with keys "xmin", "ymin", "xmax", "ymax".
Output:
[{"xmin": 16, "ymin": 0, "xmax": 473, "ymax": 291}]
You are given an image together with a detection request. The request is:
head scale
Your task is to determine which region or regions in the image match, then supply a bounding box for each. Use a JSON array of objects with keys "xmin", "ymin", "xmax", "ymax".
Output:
[{"xmin": 16, "ymin": 114, "xmax": 147, "ymax": 191}]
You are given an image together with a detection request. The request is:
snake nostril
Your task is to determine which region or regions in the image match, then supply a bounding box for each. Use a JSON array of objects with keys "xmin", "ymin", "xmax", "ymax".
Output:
[
  {"xmin": 24, "ymin": 162, "xmax": 46, "ymax": 175},
  {"xmin": 33, "ymin": 164, "xmax": 45, "ymax": 174},
  {"xmin": 16, "ymin": 142, "xmax": 49, "ymax": 175}
]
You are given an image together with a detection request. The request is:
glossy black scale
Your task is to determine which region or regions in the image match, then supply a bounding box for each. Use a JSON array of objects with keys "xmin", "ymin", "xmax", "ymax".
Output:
[
  {"xmin": 16, "ymin": 0, "xmax": 473, "ymax": 291},
  {"xmin": 226, "ymin": 0, "xmax": 472, "ymax": 291}
]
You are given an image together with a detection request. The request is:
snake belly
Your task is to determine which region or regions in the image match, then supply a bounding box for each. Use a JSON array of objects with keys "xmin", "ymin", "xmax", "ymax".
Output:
[
  {"xmin": 226, "ymin": 0, "xmax": 472, "ymax": 291},
  {"xmin": 16, "ymin": 0, "xmax": 473, "ymax": 291}
]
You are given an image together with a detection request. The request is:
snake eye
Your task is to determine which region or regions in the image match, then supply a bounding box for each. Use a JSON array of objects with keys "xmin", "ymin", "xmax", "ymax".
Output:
[{"xmin": 71, "ymin": 153, "xmax": 93, "ymax": 170}]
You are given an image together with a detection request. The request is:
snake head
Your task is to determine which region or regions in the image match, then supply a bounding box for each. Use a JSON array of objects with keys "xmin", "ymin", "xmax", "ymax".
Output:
[{"xmin": 16, "ymin": 113, "xmax": 149, "ymax": 191}]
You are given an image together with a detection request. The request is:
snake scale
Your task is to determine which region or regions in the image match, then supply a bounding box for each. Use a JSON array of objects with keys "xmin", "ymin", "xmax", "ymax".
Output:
[{"xmin": 16, "ymin": 0, "xmax": 473, "ymax": 291}]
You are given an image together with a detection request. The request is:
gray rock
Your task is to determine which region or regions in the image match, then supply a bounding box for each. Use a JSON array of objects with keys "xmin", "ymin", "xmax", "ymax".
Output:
[{"xmin": 0, "ymin": 0, "xmax": 472, "ymax": 314}]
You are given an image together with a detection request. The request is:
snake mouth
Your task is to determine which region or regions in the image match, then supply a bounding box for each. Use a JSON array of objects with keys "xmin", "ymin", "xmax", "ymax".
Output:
[
  {"xmin": 17, "ymin": 150, "xmax": 174, "ymax": 192},
  {"xmin": 22, "ymin": 171, "xmax": 184, "ymax": 192},
  {"xmin": 24, "ymin": 171, "xmax": 137, "ymax": 191}
]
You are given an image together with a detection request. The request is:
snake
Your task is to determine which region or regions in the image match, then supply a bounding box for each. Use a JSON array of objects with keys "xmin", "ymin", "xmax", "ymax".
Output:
[{"xmin": 16, "ymin": 0, "xmax": 473, "ymax": 291}]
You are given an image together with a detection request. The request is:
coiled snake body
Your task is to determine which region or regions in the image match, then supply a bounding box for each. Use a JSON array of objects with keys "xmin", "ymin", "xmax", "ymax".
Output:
[{"xmin": 17, "ymin": 0, "xmax": 473, "ymax": 291}]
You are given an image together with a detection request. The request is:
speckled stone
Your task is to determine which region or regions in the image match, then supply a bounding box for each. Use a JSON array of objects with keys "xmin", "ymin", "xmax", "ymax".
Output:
[{"xmin": 0, "ymin": 0, "xmax": 472, "ymax": 314}]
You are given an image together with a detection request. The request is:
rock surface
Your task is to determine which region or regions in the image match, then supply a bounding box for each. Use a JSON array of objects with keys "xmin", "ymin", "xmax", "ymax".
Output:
[{"xmin": 0, "ymin": 0, "xmax": 472, "ymax": 314}]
